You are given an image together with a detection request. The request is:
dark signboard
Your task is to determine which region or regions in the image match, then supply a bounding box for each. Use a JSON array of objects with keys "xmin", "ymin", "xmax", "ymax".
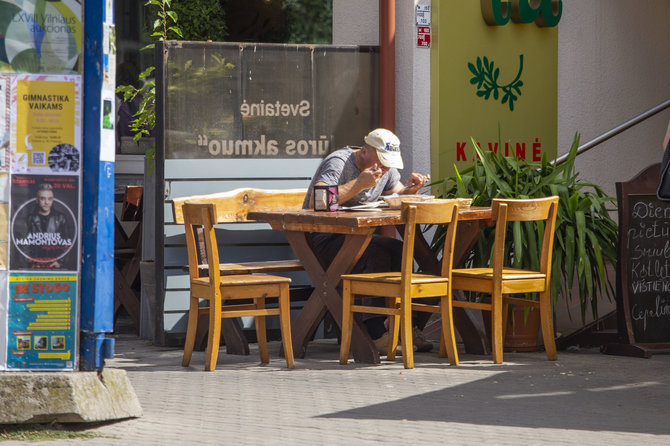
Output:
[
  {"xmin": 161, "ymin": 42, "xmax": 379, "ymax": 159},
  {"xmin": 612, "ymin": 164, "xmax": 670, "ymax": 353},
  {"xmin": 622, "ymin": 194, "xmax": 670, "ymax": 343}
]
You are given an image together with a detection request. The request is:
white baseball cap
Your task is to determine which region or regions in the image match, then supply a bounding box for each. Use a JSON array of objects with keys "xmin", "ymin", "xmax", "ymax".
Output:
[{"xmin": 364, "ymin": 128, "xmax": 403, "ymax": 169}]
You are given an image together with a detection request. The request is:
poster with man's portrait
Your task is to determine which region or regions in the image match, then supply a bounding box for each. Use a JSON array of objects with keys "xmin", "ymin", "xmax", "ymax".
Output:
[{"xmin": 9, "ymin": 175, "xmax": 79, "ymax": 271}]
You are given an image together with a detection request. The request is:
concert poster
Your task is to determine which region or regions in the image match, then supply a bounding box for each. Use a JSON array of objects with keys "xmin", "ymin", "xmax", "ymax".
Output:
[{"xmin": 9, "ymin": 174, "xmax": 79, "ymax": 271}]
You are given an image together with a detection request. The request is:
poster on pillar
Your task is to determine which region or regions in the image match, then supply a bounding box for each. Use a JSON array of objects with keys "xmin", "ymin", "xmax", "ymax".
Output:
[
  {"xmin": 10, "ymin": 74, "xmax": 81, "ymax": 175},
  {"xmin": 6, "ymin": 273, "xmax": 77, "ymax": 370},
  {"xmin": 0, "ymin": 76, "xmax": 9, "ymax": 270},
  {"xmin": 9, "ymin": 174, "xmax": 78, "ymax": 271},
  {"xmin": 0, "ymin": 0, "xmax": 82, "ymax": 74},
  {"xmin": 0, "ymin": 75, "xmax": 9, "ymax": 171},
  {"xmin": 430, "ymin": 0, "xmax": 558, "ymax": 179},
  {"xmin": 0, "ymin": 271, "xmax": 6, "ymax": 369}
]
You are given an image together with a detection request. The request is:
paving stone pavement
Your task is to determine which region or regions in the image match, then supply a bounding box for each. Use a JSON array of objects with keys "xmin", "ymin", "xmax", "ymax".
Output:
[{"xmin": 8, "ymin": 334, "xmax": 670, "ymax": 446}]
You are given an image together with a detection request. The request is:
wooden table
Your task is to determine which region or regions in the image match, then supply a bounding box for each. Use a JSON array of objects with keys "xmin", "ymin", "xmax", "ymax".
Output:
[{"xmin": 248, "ymin": 206, "xmax": 492, "ymax": 363}]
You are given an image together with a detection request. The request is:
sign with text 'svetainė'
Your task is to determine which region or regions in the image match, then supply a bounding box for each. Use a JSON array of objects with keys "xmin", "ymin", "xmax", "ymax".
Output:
[
  {"xmin": 431, "ymin": 0, "xmax": 559, "ymax": 180},
  {"xmin": 162, "ymin": 42, "xmax": 378, "ymax": 160}
]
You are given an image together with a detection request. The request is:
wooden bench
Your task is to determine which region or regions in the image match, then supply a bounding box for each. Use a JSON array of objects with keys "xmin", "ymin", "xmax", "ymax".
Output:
[{"xmin": 171, "ymin": 188, "xmax": 307, "ymax": 353}]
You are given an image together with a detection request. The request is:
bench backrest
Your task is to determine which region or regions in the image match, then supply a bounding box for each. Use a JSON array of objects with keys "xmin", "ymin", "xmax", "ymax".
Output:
[{"xmin": 172, "ymin": 188, "xmax": 306, "ymax": 224}]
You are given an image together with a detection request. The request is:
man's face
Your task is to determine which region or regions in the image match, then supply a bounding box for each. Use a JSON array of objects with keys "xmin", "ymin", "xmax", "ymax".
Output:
[
  {"xmin": 362, "ymin": 146, "xmax": 390, "ymax": 174},
  {"xmin": 37, "ymin": 190, "xmax": 54, "ymax": 215}
]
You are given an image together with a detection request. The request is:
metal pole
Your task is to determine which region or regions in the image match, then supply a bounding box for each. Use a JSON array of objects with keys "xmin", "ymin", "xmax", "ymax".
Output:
[
  {"xmin": 379, "ymin": 0, "xmax": 395, "ymax": 131},
  {"xmin": 80, "ymin": 0, "xmax": 116, "ymax": 370},
  {"xmin": 555, "ymin": 99, "xmax": 670, "ymax": 165}
]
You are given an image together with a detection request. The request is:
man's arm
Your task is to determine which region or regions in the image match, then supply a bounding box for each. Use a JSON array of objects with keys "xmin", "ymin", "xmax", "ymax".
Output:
[
  {"xmin": 385, "ymin": 172, "xmax": 431, "ymax": 195},
  {"xmin": 308, "ymin": 165, "xmax": 386, "ymax": 208}
]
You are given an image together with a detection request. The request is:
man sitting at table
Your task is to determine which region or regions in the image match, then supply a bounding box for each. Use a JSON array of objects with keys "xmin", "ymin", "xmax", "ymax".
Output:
[{"xmin": 303, "ymin": 128, "xmax": 433, "ymax": 353}]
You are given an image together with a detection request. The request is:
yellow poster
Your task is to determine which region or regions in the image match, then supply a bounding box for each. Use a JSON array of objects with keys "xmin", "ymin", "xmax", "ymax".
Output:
[
  {"xmin": 11, "ymin": 75, "xmax": 81, "ymax": 174},
  {"xmin": 431, "ymin": 0, "xmax": 559, "ymax": 180}
]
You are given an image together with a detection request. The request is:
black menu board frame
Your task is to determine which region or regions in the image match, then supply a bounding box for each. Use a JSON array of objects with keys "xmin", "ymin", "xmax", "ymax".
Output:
[{"xmin": 607, "ymin": 163, "xmax": 670, "ymax": 357}]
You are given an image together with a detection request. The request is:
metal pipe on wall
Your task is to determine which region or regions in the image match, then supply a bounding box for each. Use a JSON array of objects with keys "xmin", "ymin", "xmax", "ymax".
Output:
[{"xmin": 379, "ymin": 0, "xmax": 395, "ymax": 131}]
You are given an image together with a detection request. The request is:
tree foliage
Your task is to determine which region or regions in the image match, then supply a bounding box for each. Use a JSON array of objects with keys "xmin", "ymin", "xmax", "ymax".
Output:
[
  {"xmin": 163, "ymin": 0, "xmax": 228, "ymax": 42},
  {"xmin": 283, "ymin": 0, "xmax": 332, "ymax": 44}
]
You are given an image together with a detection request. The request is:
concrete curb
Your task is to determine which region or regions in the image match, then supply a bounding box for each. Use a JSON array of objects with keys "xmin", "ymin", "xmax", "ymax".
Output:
[{"xmin": 0, "ymin": 368, "xmax": 142, "ymax": 424}]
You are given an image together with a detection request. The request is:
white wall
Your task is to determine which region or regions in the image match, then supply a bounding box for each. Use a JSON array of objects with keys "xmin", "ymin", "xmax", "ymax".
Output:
[{"xmin": 558, "ymin": 0, "xmax": 670, "ymax": 197}]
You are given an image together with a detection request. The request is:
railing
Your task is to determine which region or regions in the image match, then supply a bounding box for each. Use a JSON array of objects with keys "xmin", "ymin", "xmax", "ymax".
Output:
[{"xmin": 554, "ymin": 99, "xmax": 670, "ymax": 165}]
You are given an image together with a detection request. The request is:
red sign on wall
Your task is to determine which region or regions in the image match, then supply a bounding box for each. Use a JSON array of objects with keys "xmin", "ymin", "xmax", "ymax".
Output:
[{"xmin": 417, "ymin": 26, "xmax": 431, "ymax": 47}]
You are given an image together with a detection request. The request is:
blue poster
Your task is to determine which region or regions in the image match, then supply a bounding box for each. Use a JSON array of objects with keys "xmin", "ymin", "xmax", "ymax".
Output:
[{"xmin": 7, "ymin": 273, "xmax": 77, "ymax": 369}]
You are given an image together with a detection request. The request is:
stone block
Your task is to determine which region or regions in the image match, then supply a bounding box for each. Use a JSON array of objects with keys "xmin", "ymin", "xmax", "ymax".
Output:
[{"xmin": 0, "ymin": 368, "xmax": 143, "ymax": 424}]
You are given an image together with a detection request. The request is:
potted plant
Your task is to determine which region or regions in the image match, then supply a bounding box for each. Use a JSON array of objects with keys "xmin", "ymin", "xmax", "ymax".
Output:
[{"xmin": 430, "ymin": 132, "xmax": 618, "ymax": 348}]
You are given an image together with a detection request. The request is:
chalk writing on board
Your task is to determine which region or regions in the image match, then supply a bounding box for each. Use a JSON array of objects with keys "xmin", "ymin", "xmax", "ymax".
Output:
[{"xmin": 625, "ymin": 196, "xmax": 670, "ymax": 343}]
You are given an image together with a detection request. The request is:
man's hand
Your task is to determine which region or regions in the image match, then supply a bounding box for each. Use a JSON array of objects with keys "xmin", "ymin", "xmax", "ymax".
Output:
[
  {"xmin": 356, "ymin": 163, "xmax": 385, "ymax": 190},
  {"xmin": 401, "ymin": 172, "xmax": 431, "ymax": 195}
]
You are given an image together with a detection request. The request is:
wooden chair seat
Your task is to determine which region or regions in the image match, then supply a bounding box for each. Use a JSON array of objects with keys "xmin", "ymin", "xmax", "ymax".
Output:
[
  {"xmin": 181, "ymin": 202, "xmax": 295, "ymax": 371},
  {"xmin": 450, "ymin": 196, "xmax": 560, "ymax": 364},
  {"xmin": 452, "ymin": 267, "xmax": 546, "ymax": 280},
  {"xmin": 452, "ymin": 268, "xmax": 547, "ymax": 294},
  {"xmin": 340, "ymin": 199, "xmax": 460, "ymax": 369},
  {"xmin": 196, "ymin": 259, "xmax": 304, "ymax": 276},
  {"xmin": 192, "ymin": 274, "xmax": 292, "ymax": 288}
]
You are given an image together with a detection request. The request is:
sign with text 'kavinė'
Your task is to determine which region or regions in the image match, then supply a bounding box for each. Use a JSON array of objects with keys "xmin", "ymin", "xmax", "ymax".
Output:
[{"xmin": 431, "ymin": 0, "xmax": 559, "ymax": 179}]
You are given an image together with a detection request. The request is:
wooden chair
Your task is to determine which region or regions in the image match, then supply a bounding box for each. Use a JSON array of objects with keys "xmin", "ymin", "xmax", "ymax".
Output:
[
  {"xmin": 339, "ymin": 200, "xmax": 460, "ymax": 369},
  {"xmin": 181, "ymin": 202, "xmax": 295, "ymax": 371},
  {"xmin": 451, "ymin": 196, "xmax": 560, "ymax": 364},
  {"xmin": 172, "ymin": 188, "xmax": 306, "ymax": 353}
]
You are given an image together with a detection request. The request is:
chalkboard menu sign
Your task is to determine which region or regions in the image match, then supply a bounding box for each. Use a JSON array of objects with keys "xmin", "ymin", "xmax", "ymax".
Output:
[
  {"xmin": 622, "ymin": 194, "xmax": 670, "ymax": 343},
  {"xmin": 615, "ymin": 163, "xmax": 670, "ymax": 350}
]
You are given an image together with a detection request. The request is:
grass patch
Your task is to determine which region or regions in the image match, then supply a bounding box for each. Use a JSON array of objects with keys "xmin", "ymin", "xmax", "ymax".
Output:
[{"xmin": 0, "ymin": 422, "xmax": 116, "ymax": 442}]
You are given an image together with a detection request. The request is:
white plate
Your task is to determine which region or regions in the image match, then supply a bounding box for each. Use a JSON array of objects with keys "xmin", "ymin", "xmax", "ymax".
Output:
[{"xmin": 339, "ymin": 201, "xmax": 386, "ymax": 211}]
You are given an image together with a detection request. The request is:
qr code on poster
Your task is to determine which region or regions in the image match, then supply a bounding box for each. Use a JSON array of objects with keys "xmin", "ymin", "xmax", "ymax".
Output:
[{"xmin": 31, "ymin": 152, "xmax": 46, "ymax": 165}]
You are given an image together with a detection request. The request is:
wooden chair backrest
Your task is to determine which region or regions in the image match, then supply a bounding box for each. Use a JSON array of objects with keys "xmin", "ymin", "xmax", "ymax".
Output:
[
  {"xmin": 181, "ymin": 202, "xmax": 220, "ymax": 286},
  {"xmin": 121, "ymin": 185, "xmax": 144, "ymax": 222},
  {"xmin": 491, "ymin": 196, "xmax": 558, "ymax": 222},
  {"xmin": 172, "ymin": 188, "xmax": 306, "ymax": 225},
  {"xmin": 490, "ymin": 196, "xmax": 559, "ymax": 275},
  {"xmin": 400, "ymin": 199, "xmax": 460, "ymax": 280}
]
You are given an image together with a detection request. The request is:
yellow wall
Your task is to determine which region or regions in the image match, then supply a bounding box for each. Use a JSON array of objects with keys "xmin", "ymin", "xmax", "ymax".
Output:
[{"xmin": 431, "ymin": 0, "xmax": 558, "ymax": 180}]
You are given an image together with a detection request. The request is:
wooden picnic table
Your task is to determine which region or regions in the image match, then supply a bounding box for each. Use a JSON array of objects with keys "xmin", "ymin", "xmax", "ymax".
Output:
[{"xmin": 248, "ymin": 205, "xmax": 493, "ymax": 363}]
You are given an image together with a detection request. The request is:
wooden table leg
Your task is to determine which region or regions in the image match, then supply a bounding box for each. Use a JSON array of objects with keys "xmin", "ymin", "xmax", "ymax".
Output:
[
  {"xmin": 193, "ymin": 315, "xmax": 250, "ymax": 355},
  {"xmin": 284, "ymin": 230, "xmax": 380, "ymax": 363}
]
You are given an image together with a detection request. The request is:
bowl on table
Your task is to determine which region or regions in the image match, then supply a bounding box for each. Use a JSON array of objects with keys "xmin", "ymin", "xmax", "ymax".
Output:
[{"xmin": 382, "ymin": 194, "xmax": 435, "ymax": 209}]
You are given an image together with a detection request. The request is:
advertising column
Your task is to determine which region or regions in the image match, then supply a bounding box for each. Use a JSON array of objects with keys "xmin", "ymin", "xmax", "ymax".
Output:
[{"xmin": 0, "ymin": 0, "xmax": 82, "ymax": 371}]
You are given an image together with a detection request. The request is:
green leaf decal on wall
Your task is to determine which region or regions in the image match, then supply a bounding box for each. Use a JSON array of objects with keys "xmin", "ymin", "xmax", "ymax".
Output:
[{"xmin": 468, "ymin": 55, "xmax": 524, "ymax": 111}]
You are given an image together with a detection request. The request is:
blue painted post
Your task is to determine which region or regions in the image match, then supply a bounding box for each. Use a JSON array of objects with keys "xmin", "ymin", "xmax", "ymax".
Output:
[{"xmin": 80, "ymin": 0, "xmax": 116, "ymax": 370}]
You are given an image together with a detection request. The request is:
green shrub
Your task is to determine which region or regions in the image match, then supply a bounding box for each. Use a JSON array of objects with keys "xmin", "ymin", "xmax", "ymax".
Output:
[{"xmin": 431, "ymin": 132, "xmax": 618, "ymax": 324}]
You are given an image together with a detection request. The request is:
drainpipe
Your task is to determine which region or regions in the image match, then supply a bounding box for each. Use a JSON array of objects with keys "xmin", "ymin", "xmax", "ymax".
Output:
[{"xmin": 379, "ymin": 0, "xmax": 395, "ymax": 131}]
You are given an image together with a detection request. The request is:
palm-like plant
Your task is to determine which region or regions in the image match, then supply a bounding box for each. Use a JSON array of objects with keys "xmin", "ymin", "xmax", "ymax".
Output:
[{"xmin": 431, "ymin": 132, "xmax": 618, "ymax": 325}]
